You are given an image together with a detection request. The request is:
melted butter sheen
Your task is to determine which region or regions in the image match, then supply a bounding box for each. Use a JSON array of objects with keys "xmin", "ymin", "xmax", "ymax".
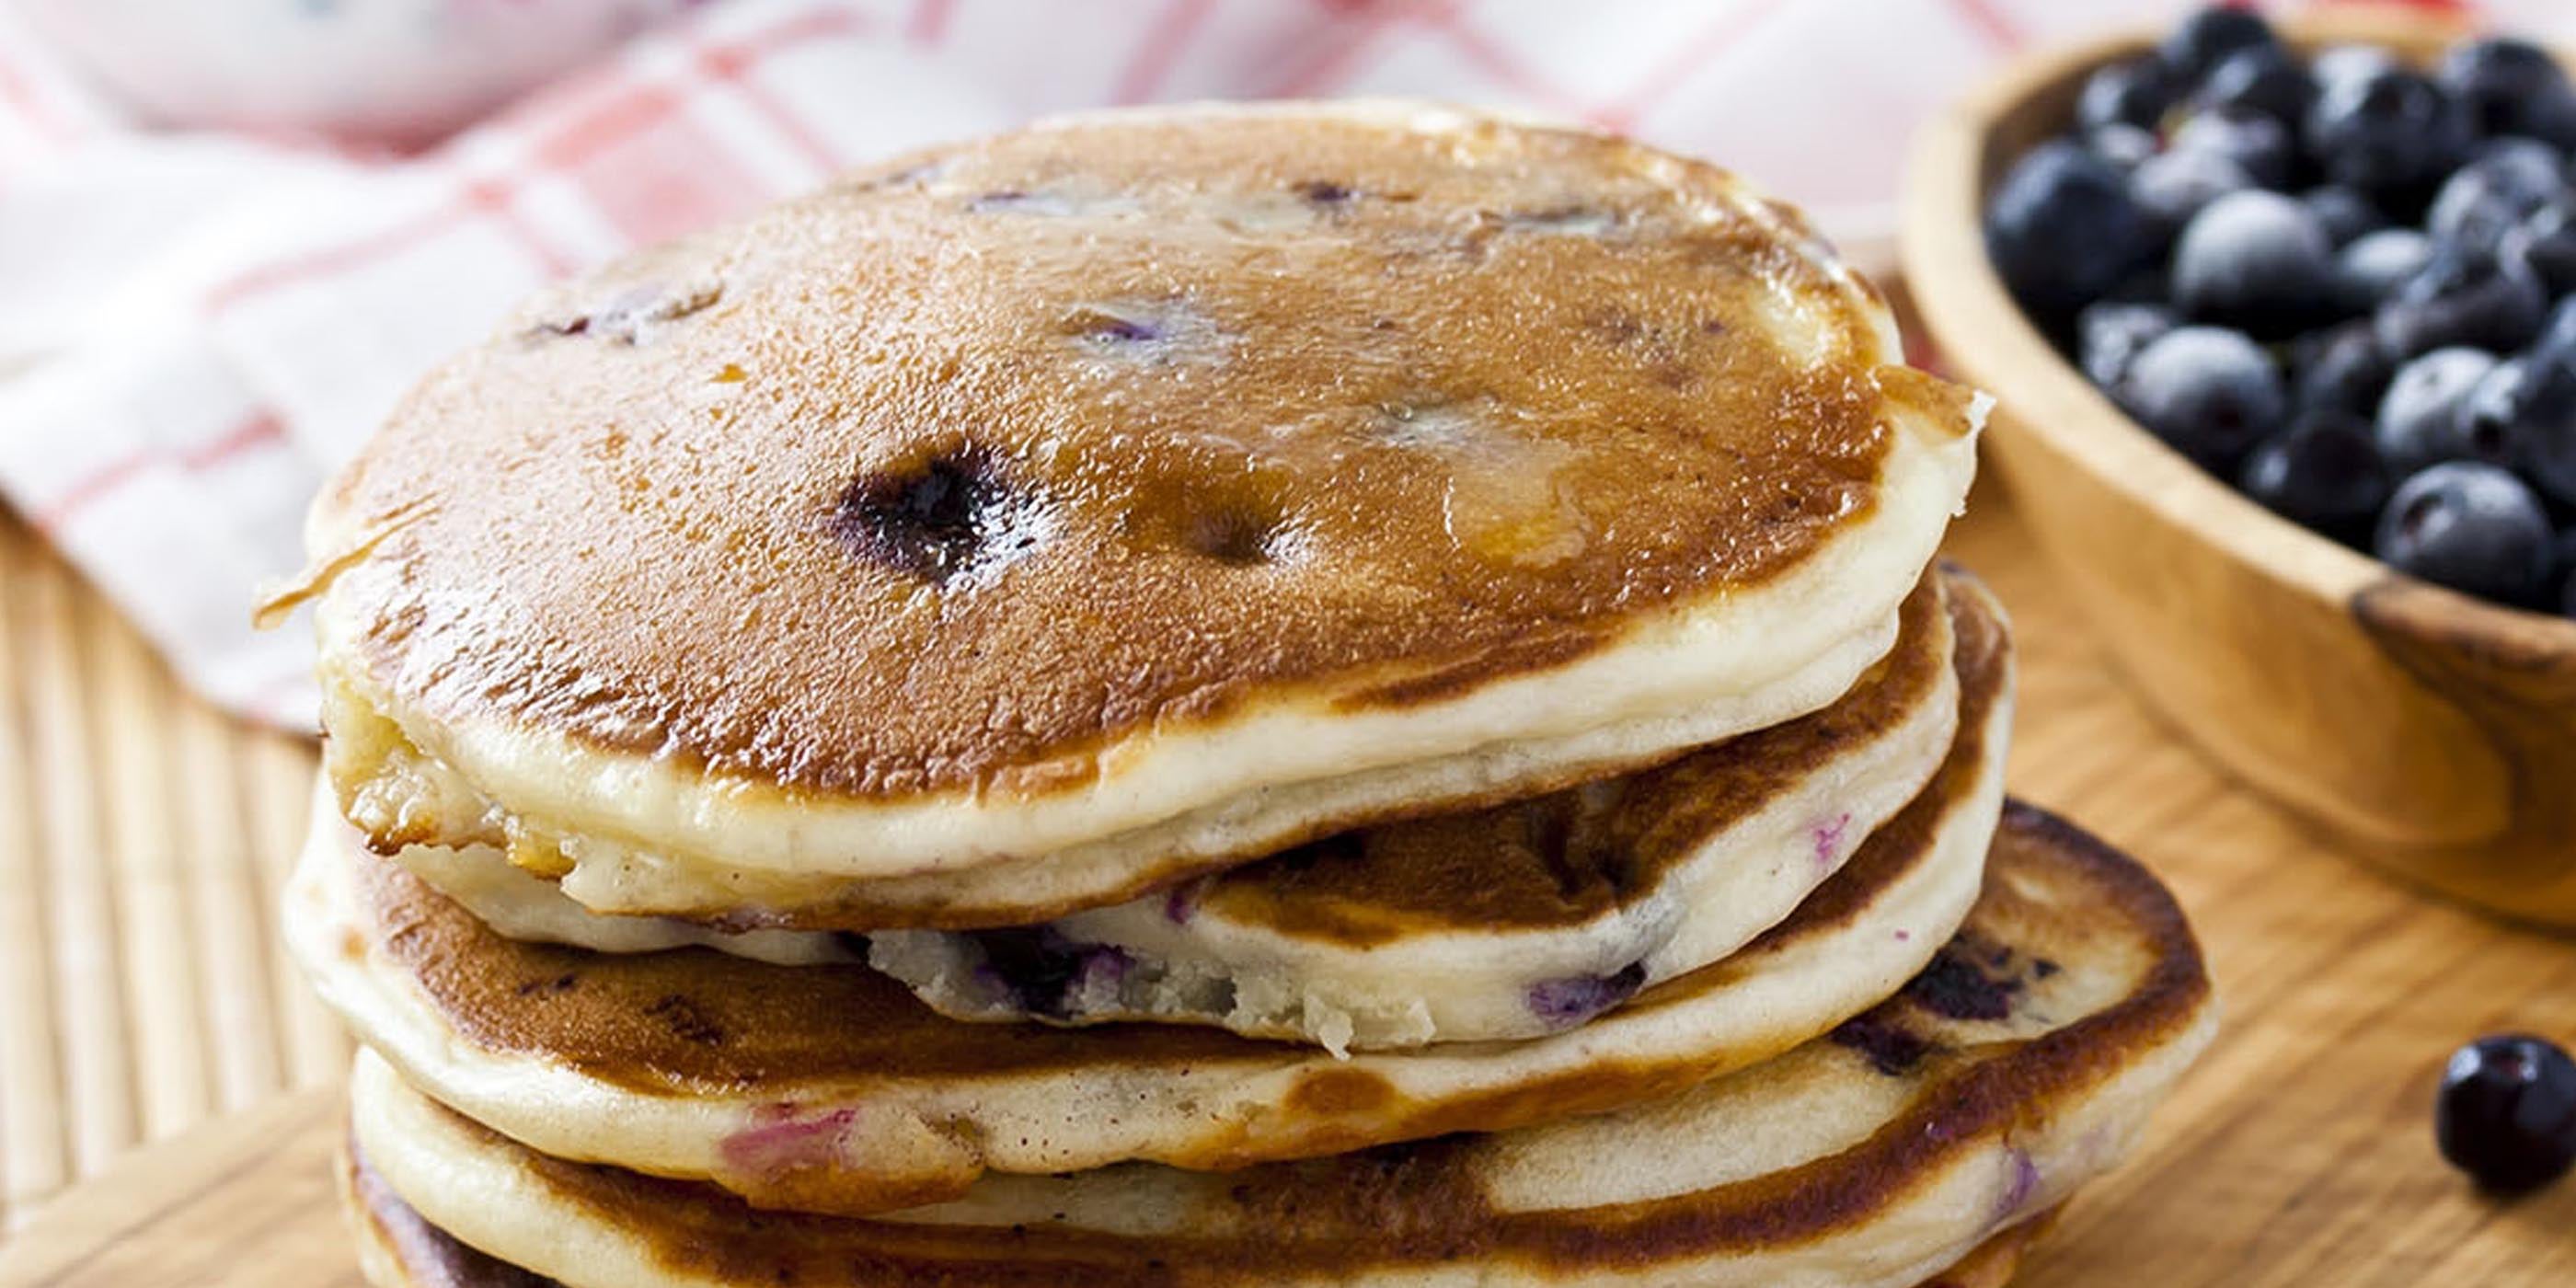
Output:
[{"xmin": 313, "ymin": 108, "xmax": 1955, "ymax": 797}]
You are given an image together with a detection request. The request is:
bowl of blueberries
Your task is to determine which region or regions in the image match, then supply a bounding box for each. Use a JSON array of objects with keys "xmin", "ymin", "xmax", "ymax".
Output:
[{"xmin": 1903, "ymin": 3, "xmax": 2576, "ymax": 926}]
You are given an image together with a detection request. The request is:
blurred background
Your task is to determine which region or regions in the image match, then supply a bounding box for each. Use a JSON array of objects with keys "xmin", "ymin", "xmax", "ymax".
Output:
[{"xmin": 2, "ymin": 0, "xmax": 2573, "ymax": 1255}]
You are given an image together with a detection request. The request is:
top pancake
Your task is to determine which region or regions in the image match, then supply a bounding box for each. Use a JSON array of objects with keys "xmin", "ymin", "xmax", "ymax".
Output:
[{"xmin": 295, "ymin": 100, "xmax": 1982, "ymax": 908}]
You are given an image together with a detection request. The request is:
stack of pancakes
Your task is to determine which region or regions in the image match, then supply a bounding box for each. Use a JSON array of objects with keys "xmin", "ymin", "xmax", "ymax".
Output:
[{"xmin": 280, "ymin": 103, "xmax": 2216, "ymax": 1287}]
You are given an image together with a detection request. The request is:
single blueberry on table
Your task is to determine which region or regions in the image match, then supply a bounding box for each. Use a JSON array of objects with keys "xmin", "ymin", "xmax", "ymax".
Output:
[
  {"xmin": 2294, "ymin": 320, "xmax": 2396, "ymax": 420},
  {"xmin": 2376, "ymin": 347, "xmax": 2500, "ymax": 477},
  {"xmin": 2374, "ymin": 462, "xmax": 2554, "ymax": 604},
  {"xmin": 2159, "ymin": 5, "xmax": 2277, "ymax": 83},
  {"xmin": 2119, "ymin": 326, "xmax": 2287, "ymax": 468},
  {"xmin": 2169, "ymin": 104, "xmax": 2298, "ymax": 190},
  {"xmin": 1985, "ymin": 140, "xmax": 2155, "ymax": 317},
  {"xmin": 2305, "ymin": 67, "xmax": 2470, "ymax": 196},
  {"xmin": 2300, "ymin": 185, "xmax": 2386, "ymax": 247},
  {"xmin": 2333, "ymin": 227, "xmax": 2433, "ymax": 313},
  {"xmin": 2238, "ymin": 410, "xmax": 2391, "ymax": 542},
  {"xmin": 2173, "ymin": 190, "xmax": 2336, "ymax": 337},
  {"xmin": 2374, "ymin": 246, "xmax": 2546, "ymax": 359},
  {"xmin": 2197, "ymin": 44, "xmax": 2315, "ymax": 128},
  {"xmin": 2425, "ymin": 141, "xmax": 2567, "ymax": 248},
  {"xmin": 2078, "ymin": 56, "xmax": 2174, "ymax": 134},
  {"xmin": 2435, "ymin": 1034, "xmax": 2576, "ymax": 1194},
  {"xmin": 2077, "ymin": 300, "xmax": 2178, "ymax": 390},
  {"xmin": 2439, "ymin": 37, "xmax": 2576, "ymax": 144},
  {"xmin": 2132, "ymin": 148, "xmax": 2257, "ymax": 243}
]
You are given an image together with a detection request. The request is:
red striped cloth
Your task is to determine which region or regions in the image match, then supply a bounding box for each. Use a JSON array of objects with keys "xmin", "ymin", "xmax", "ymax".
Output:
[{"xmin": 0, "ymin": 0, "xmax": 2539, "ymax": 727}]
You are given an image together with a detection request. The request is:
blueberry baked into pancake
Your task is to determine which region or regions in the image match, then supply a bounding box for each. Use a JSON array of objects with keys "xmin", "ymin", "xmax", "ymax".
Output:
[{"xmin": 279, "ymin": 100, "xmax": 2211, "ymax": 1287}]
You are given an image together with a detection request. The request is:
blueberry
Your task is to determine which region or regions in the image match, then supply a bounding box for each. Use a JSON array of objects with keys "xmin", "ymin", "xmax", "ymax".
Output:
[
  {"xmin": 1985, "ymin": 141, "xmax": 2156, "ymax": 316},
  {"xmin": 2294, "ymin": 320, "xmax": 2395, "ymax": 420},
  {"xmin": 2537, "ymin": 296, "xmax": 2576, "ymax": 366},
  {"xmin": 2505, "ymin": 203, "xmax": 2576, "ymax": 298},
  {"xmin": 2079, "ymin": 56, "xmax": 2175, "ymax": 134},
  {"xmin": 2120, "ymin": 326, "xmax": 2287, "ymax": 468},
  {"xmin": 2132, "ymin": 148, "xmax": 2257, "ymax": 241},
  {"xmin": 2334, "ymin": 228, "xmax": 2434, "ymax": 313},
  {"xmin": 2172, "ymin": 190, "xmax": 2335, "ymax": 336},
  {"xmin": 2450, "ymin": 357, "xmax": 2550, "ymax": 471},
  {"xmin": 1525, "ymin": 962, "xmax": 1649, "ymax": 1028},
  {"xmin": 2306, "ymin": 67, "xmax": 2471, "ymax": 197},
  {"xmin": 2425, "ymin": 142, "xmax": 2567, "ymax": 247},
  {"xmin": 2440, "ymin": 38, "xmax": 2576, "ymax": 144},
  {"xmin": 2170, "ymin": 104, "xmax": 2298, "ymax": 190},
  {"xmin": 2375, "ymin": 462, "xmax": 2554, "ymax": 602},
  {"xmin": 2237, "ymin": 410, "xmax": 2390, "ymax": 541},
  {"xmin": 2103, "ymin": 263, "xmax": 2173, "ymax": 305},
  {"xmin": 2159, "ymin": 5, "xmax": 2277, "ymax": 83},
  {"xmin": 2300, "ymin": 185, "xmax": 2386, "ymax": 247},
  {"xmin": 2088, "ymin": 122, "xmax": 2159, "ymax": 171},
  {"xmin": 2515, "ymin": 86, "xmax": 2576, "ymax": 152},
  {"xmin": 2376, "ymin": 347, "xmax": 2500, "ymax": 476},
  {"xmin": 2197, "ymin": 44, "xmax": 2315, "ymax": 128},
  {"xmin": 2509, "ymin": 354, "xmax": 2576, "ymax": 506},
  {"xmin": 2436, "ymin": 1034, "xmax": 2576, "ymax": 1194},
  {"xmin": 2077, "ymin": 300, "xmax": 2178, "ymax": 389},
  {"xmin": 2558, "ymin": 529, "xmax": 2576, "ymax": 616},
  {"xmin": 2375, "ymin": 247, "xmax": 2546, "ymax": 360},
  {"xmin": 2313, "ymin": 44, "xmax": 2400, "ymax": 98}
]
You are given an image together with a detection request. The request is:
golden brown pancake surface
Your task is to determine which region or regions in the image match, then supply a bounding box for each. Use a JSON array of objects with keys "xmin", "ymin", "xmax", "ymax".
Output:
[{"xmin": 305, "ymin": 103, "xmax": 1972, "ymax": 803}]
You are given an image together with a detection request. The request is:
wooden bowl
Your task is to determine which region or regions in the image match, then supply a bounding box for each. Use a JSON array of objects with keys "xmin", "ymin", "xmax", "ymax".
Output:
[{"xmin": 1903, "ymin": 5, "xmax": 2576, "ymax": 927}]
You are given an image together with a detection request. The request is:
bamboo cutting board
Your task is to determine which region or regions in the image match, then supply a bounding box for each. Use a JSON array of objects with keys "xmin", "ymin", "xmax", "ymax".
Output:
[{"xmin": 1, "ymin": 493, "xmax": 2573, "ymax": 1287}]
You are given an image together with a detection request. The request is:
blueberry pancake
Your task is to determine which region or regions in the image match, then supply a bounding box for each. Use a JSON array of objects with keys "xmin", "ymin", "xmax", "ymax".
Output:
[
  {"xmin": 403, "ymin": 569, "xmax": 1971, "ymax": 1050},
  {"xmin": 287, "ymin": 578, "xmax": 2011, "ymax": 1215},
  {"xmin": 338, "ymin": 800, "xmax": 2214, "ymax": 1288},
  {"xmin": 279, "ymin": 100, "xmax": 1984, "ymax": 929}
]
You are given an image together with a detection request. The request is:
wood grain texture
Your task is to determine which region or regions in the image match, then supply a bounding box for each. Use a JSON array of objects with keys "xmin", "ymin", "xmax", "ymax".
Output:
[
  {"xmin": 0, "ymin": 512, "xmax": 339, "ymax": 1236},
  {"xmin": 3, "ymin": 489, "xmax": 2572, "ymax": 1284},
  {"xmin": 1899, "ymin": 6, "xmax": 2576, "ymax": 926}
]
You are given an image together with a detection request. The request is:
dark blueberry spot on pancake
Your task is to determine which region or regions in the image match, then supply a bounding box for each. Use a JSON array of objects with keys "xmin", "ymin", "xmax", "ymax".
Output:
[
  {"xmin": 1831, "ymin": 1012, "xmax": 1934, "ymax": 1075},
  {"xmin": 971, "ymin": 928, "xmax": 1130, "ymax": 1019},
  {"xmin": 1525, "ymin": 961, "xmax": 1647, "ymax": 1029},
  {"xmin": 1183, "ymin": 501, "xmax": 1288, "ymax": 565},
  {"xmin": 1905, "ymin": 942, "xmax": 2025, "ymax": 1021},
  {"xmin": 1297, "ymin": 179, "xmax": 1352, "ymax": 203},
  {"xmin": 2033, "ymin": 957, "xmax": 2061, "ymax": 979},
  {"xmin": 831, "ymin": 448, "xmax": 1048, "ymax": 584},
  {"xmin": 644, "ymin": 994, "xmax": 726, "ymax": 1045}
]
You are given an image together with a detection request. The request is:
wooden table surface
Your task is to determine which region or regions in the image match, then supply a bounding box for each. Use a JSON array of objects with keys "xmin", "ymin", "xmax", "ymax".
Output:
[{"xmin": 1, "ymin": 485, "xmax": 2571, "ymax": 1285}]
